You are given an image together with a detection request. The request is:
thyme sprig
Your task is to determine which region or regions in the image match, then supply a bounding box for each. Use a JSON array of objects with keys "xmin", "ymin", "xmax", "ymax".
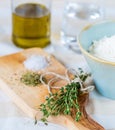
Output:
[{"xmin": 40, "ymin": 69, "xmax": 90, "ymax": 123}]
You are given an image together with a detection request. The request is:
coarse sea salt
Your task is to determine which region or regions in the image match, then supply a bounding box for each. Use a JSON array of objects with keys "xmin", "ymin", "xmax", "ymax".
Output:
[
  {"xmin": 89, "ymin": 35, "xmax": 115, "ymax": 62},
  {"xmin": 23, "ymin": 55, "xmax": 49, "ymax": 71}
]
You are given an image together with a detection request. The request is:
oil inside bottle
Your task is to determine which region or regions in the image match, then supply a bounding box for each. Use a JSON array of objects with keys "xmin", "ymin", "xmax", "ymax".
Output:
[{"xmin": 12, "ymin": 3, "xmax": 51, "ymax": 48}]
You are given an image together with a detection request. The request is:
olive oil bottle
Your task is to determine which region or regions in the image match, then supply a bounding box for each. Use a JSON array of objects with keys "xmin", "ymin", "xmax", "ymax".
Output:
[{"xmin": 12, "ymin": 3, "xmax": 51, "ymax": 48}]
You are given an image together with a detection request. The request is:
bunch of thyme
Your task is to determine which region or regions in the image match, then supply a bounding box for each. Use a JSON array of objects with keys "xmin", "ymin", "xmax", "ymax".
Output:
[{"xmin": 40, "ymin": 69, "xmax": 90, "ymax": 123}]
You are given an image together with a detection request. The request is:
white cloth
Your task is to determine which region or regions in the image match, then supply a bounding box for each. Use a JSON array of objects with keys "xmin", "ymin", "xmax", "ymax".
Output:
[{"xmin": 0, "ymin": 0, "xmax": 115, "ymax": 130}]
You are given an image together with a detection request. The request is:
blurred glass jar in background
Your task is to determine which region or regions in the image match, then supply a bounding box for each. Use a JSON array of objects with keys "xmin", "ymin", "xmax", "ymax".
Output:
[
  {"xmin": 11, "ymin": 0, "xmax": 51, "ymax": 48},
  {"xmin": 61, "ymin": 0, "xmax": 105, "ymax": 46}
]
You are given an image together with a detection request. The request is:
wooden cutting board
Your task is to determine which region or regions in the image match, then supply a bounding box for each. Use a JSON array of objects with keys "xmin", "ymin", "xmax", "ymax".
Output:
[{"xmin": 0, "ymin": 48, "xmax": 104, "ymax": 130}]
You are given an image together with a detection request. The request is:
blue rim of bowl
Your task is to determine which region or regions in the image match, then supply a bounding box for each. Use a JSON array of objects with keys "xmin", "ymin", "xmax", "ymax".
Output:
[{"xmin": 78, "ymin": 21, "xmax": 115, "ymax": 66}]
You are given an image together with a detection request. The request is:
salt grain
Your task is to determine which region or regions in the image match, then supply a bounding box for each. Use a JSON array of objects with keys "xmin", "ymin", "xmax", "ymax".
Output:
[
  {"xmin": 23, "ymin": 55, "xmax": 49, "ymax": 71},
  {"xmin": 89, "ymin": 35, "xmax": 115, "ymax": 62}
]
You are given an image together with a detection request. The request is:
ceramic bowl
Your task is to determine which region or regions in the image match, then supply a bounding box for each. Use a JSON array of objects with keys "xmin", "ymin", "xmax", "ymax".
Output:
[{"xmin": 78, "ymin": 21, "xmax": 115, "ymax": 99}]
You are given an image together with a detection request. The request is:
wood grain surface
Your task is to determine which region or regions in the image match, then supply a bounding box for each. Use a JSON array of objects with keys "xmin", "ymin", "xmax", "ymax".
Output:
[{"xmin": 0, "ymin": 48, "xmax": 104, "ymax": 130}]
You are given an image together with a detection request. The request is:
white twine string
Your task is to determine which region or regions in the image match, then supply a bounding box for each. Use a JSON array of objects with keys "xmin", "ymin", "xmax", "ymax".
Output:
[
  {"xmin": 40, "ymin": 68, "xmax": 94, "ymax": 94},
  {"xmin": 40, "ymin": 72, "xmax": 69, "ymax": 93}
]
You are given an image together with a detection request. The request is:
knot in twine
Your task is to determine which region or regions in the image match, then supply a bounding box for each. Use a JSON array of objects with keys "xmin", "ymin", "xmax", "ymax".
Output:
[{"xmin": 40, "ymin": 68, "xmax": 94, "ymax": 94}]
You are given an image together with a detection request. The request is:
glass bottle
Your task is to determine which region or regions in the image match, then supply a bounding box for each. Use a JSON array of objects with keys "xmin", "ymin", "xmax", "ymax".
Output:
[{"xmin": 11, "ymin": 0, "xmax": 51, "ymax": 48}]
